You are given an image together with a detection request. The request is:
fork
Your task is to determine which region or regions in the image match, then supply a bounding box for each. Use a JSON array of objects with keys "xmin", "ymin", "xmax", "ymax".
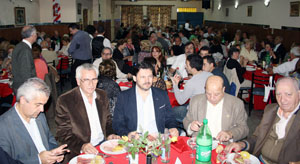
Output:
[{"xmin": 97, "ymin": 152, "xmax": 117, "ymax": 158}]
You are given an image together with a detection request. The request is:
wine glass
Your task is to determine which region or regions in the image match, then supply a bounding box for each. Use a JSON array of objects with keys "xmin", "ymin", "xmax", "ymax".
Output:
[{"xmin": 187, "ymin": 137, "xmax": 197, "ymax": 158}]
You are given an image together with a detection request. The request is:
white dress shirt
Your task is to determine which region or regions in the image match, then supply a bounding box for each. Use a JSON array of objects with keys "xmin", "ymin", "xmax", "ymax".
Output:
[
  {"xmin": 136, "ymin": 87, "xmax": 158, "ymax": 134},
  {"xmin": 276, "ymin": 103, "xmax": 299, "ymax": 139},
  {"xmin": 80, "ymin": 89, "xmax": 104, "ymax": 146},
  {"xmin": 171, "ymin": 54, "xmax": 188, "ymax": 78},
  {"xmin": 273, "ymin": 58, "xmax": 299, "ymax": 76},
  {"xmin": 22, "ymin": 39, "xmax": 32, "ymax": 49},
  {"xmin": 15, "ymin": 104, "xmax": 46, "ymax": 164},
  {"xmin": 96, "ymin": 34, "xmax": 111, "ymax": 49},
  {"xmin": 206, "ymin": 99, "xmax": 224, "ymax": 138}
]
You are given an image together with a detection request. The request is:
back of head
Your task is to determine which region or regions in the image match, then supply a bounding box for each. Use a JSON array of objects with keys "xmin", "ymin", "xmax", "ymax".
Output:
[
  {"xmin": 68, "ymin": 23, "xmax": 79, "ymax": 30},
  {"xmin": 40, "ymin": 40, "xmax": 49, "ymax": 49},
  {"xmin": 17, "ymin": 77, "xmax": 50, "ymax": 102},
  {"xmin": 85, "ymin": 25, "xmax": 96, "ymax": 35},
  {"xmin": 21, "ymin": 26, "xmax": 36, "ymax": 39},
  {"xmin": 187, "ymin": 54, "xmax": 203, "ymax": 71},
  {"xmin": 290, "ymin": 46, "xmax": 300, "ymax": 57},
  {"xmin": 99, "ymin": 59, "xmax": 116, "ymax": 80},
  {"xmin": 97, "ymin": 25, "xmax": 105, "ymax": 34}
]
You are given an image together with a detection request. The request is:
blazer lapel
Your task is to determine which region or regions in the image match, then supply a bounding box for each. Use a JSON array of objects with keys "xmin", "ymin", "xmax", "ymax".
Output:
[
  {"xmin": 95, "ymin": 90, "xmax": 107, "ymax": 138},
  {"xmin": 221, "ymin": 95, "xmax": 230, "ymax": 130},
  {"xmin": 36, "ymin": 117, "xmax": 49, "ymax": 150},
  {"xmin": 151, "ymin": 88, "xmax": 160, "ymax": 127},
  {"xmin": 130, "ymin": 86, "xmax": 138, "ymax": 131},
  {"xmin": 199, "ymin": 96, "xmax": 208, "ymax": 121}
]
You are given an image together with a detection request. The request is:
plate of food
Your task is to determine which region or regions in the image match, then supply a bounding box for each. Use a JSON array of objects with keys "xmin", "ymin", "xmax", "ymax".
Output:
[
  {"xmin": 69, "ymin": 154, "xmax": 105, "ymax": 164},
  {"xmin": 227, "ymin": 152, "xmax": 260, "ymax": 164},
  {"xmin": 100, "ymin": 139, "xmax": 126, "ymax": 155}
]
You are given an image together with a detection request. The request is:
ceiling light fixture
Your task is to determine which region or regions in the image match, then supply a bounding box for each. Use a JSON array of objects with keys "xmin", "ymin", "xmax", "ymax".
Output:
[
  {"xmin": 264, "ymin": 0, "xmax": 270, "ymax": 7},
  {"xmin": 218, "ymin": 3, "xmax": 221, "ymax": 10},
  {"xmin": 234, "ymin": 1, "xmax": 239, "ymax": 9}
]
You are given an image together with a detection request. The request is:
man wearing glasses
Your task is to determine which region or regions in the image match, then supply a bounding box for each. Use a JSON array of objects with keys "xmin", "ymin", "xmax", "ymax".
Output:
[{"xmin": 55, "ymin": 63, "xmax": 119, "ymax": 163}]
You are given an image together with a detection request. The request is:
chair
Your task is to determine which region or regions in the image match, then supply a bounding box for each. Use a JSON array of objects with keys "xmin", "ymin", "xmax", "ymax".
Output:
[
  {"xmin": 57, "ymin": 57, "xmax": 73, "ymax": 91},
  {"xmin": 248, "ymin": 73, "xmax": 273, "ymax": 116},
  {"xmin": 47, "ymin": 60, "xmax": 56, "ymax": 67}
]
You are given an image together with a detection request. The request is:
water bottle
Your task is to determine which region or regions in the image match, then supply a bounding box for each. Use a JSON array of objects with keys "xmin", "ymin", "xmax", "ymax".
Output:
[
  {"xmin": 265, "ymin": 52, "xmax": 271, "ymax": 66},
  {"xmin": 196, "ymin": 119, "xmax": 212, "ymax": 164}
]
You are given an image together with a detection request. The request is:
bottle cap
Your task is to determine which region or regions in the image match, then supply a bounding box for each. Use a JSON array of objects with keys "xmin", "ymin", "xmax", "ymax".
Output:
[{"xmin": 203, "ymin": 119, "xmax": 208, "ymax": 125}]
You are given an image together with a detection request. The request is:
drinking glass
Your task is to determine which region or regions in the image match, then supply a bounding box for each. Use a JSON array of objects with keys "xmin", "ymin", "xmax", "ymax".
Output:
[{"xmin": 187, "ymin": 137, "xmax": 197, "ymax": 158}]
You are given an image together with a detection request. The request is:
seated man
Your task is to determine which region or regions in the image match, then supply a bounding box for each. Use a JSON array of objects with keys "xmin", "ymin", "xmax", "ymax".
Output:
[
  {"xmin": 93, "ymin": 47, "xmax": 131, "ymax": 79},
  {"xmin": 199, "ymin": 46, "xmax": 210, "ymax": 58},
  {"xmin": 113, "ymin": 62, "xmax": 179, "ymax": 137},
  {"xmin": 56, "ymin": 63, "xmax": 119, "ymax": 163},
  {"xmin": 267, "ymin": 46, "xmax": 300, "ymax": 76},
  {"xmin": 183, "ymin": 76, "xmax": 249, "ymax": 142},
  {"xmin": 0, "ymin": 78, "xmax": 68, "ymax": 164},
  {"xmin": 41, "ymin": 40, "xmax": 58, "ymax": 65},
  {"xmin": 171, "ymin": 55, "xmax": 212, "ymax": 121},
  {"xmin": 225, "ymin": 77, "xmax": 300, "ymax": 163},
  {"xmin": 202, "ymin": 55, "xmax": 231, "ymax": 94}
]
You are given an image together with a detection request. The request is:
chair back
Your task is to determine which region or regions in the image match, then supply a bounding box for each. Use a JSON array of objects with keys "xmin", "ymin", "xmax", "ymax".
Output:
[{"xmin": 223, "ymin": 66, "xmax": 240, "ymax": 96}]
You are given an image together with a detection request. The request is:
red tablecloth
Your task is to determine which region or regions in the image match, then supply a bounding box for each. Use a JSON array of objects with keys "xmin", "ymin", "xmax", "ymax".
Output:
[
  {"xmin": 243, "ymin": 69, "xmax": 282, "ymax": 110},
  {"xmin": 94, "ymin": 136, "xmax": 221, "ymax": 164}
]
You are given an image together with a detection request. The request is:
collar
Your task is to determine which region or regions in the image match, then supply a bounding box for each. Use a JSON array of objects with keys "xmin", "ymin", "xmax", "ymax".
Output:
[
  {"xmin": 277, "ymin": 102, "xmax": 300, "ymax": 119},
  {"xmin": 15, "ymin": 103, "xmax": 35, "ymax": 124},
  {"xmin": 207, "ymin": 97, "xmax": 224, "ymax": 107},
  {"xmin": 79, "ymin": 88, "xmax": 97, "ymax": 101},
  {"xmin": 135, "ymin": 86, "xmax": 152, "ymax": 101},
  {"xmin": 97, "ymin": 34, "xmax": 104, "ymax": 37},
  {"xmin": 22, "ymin": 39, "xmax": 32, "ymax": 49}
]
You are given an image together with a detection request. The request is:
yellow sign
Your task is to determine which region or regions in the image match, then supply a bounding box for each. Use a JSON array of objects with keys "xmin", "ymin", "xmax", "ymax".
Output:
[{"xmin": 177, "ymin": 8, "xmax": 197, "ymax": 12}]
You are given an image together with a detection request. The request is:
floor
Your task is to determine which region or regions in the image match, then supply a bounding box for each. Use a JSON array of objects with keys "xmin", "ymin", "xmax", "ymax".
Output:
[{"xmin": 46, "ymin": 80, "xmax": 264, "ymax": 141}]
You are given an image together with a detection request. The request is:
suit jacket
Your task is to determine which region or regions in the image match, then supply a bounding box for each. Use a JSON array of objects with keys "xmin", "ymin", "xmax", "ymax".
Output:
[
  {"xmin": 183, "ymin": 93, "xmax": 249, "ymax": 141},
  {"xmin": 112, "ymin": 86, "xmax": 177, "ymax": 136},
  {"xmin": 247, "ymin": 104, "xmax": 300, "ymax": 163},
  {"xmin": 0, "ymin": 147, "xmax": 23, "ymax": 164},
  {"xmin": 0, "ymin": 107, "xmax": 57, "ymax": 164},
  {"xmin": 274, "ymin": 44, "xmax": 286, "ymax": 63},
  {"xmin": 55, "ymin": 87, "xmax": 113, "ymax": 162},
  {"xmin": 12, "ymin": 41, "xmax": 36, "ymax": 91}
]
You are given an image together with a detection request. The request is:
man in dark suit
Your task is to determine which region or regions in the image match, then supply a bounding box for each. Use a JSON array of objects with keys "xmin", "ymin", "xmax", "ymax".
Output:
[
  {"xmin": 0, "ymin": 147, "xmax": 23, "ymax": 164},
  {"xmin": 273, "ymin": 36, "xmax": 286, "ymax": 63},
  {"xmin": 113, "ymin": 62, "xmax": 179, "ymax": 137},
  {"xmin": 55, "ymin": 63, "xmax": 119, "ymax": 163},
  {"xmin": 0, "ymin": 78, "xmax": 68, "ymax": 164},
  {"xmin": 12, "ymin": 26, "xmax": 37, "ymax": 93}
]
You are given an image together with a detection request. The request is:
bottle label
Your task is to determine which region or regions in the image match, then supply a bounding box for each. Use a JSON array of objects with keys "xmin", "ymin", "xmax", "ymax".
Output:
[{"xmin": 196, "ymin": 145, "xmax": 212, "ymax": 162}]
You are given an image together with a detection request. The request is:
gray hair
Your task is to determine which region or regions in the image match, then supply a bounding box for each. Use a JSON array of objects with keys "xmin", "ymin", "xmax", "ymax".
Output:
[
  {"xmin": 101, "ymin": 47, "xmax": 112, "ymax": 55},
  {"xmin": 76, "ymin": 63, "xmax": 99, "ymax": 79},
  {"xmin": 21, "ymin": 26, "xmax": 37, "ymax": 39},
  {"xmin": 290, "ymin": 46, "xmax": 300, "ymax": 57},
  {"xmin": 276, "ymin": 77, "xmax": 299, "ymax": 91},
  {"xmin": 17, "ymin": 77, "xmax": 51, "ymax": 102}
]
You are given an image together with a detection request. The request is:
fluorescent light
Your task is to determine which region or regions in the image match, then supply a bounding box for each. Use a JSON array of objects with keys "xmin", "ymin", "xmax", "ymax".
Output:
[
  {"xmin": 264, "ymin": 0, "xmax": 270, "ymax": 7},
  {"xmin": 218, "ymin": 3, "xmax": 221, "ymax": 10},
  {"xmin": 234, "ymin": 1, "xmax": 239, "ymax": 9}
]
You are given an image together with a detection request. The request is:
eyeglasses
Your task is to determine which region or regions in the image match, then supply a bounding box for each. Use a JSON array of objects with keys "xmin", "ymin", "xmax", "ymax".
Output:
[
  {"xmin": 102, "ymin": 53, "xmax": 111, "ymax": 56},
  {"xmin": 80, "ymin": 78, "xmax": 98, "ymax": 84}
]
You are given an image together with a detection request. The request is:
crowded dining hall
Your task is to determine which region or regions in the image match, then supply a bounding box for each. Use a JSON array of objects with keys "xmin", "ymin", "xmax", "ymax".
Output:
[{"xmin": 0, "ymin": 0, "xmax": 300, "ymax": 163}]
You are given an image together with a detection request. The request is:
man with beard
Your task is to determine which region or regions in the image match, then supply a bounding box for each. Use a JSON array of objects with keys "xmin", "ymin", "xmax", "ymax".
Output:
[{"xmin": 112, "ymin": 62, "xmax": 178, "ymax": 137}]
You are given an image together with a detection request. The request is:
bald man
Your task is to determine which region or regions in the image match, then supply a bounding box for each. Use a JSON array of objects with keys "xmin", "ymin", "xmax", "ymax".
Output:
[{"xmin": 183, "ymin": 76, "xmax": 249, "ymax": 142}]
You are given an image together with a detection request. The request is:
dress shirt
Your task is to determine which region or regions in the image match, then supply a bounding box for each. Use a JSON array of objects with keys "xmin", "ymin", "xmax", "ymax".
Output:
[
  {"xmin": 93, "ymin": 57, "xmax": 127, "ymax": 79},
  {"xmin": 273, "ymin": 58, "xmax": 299, "ymax": 76},
  {"xmin": 206, "ymin": 99, "xmax": 224, "ymax": 138},
  {"xmin": 96, "ymin": 34, "xmax": 111, "ymax": 49},
  {"xmin": 136, "ymin": 87, "xmax": 158, "ymax": 134},
  {"xmin": 80, "ymin": 89, "xmax": 104, "ymax": 146},
  {"xmin": 22, "ymin": 39, "xmax": 32, "ymax": 49},
  {"xmin": 15, "ymin": 104, "xmax": 45, "ymax": 164},
  {"xmin": 171, "ymin": 54, "xmax": 188, "ymax": 78},
  {"xmin": 276, "ymin": 103, "xmax": 299, "ymax": 139},
  {"xmin": 184, "ymin": 23, "xmax": 192, "ymax": 31},
  {"xmin": 274, "ymin": 43, "xmax": 281, "ymax": 52}
]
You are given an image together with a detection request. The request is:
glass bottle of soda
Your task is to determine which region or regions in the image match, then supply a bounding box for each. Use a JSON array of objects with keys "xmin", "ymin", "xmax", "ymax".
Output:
[{"xmin": 196, "ymin": 119, "xmax": 212, "ymax": 164}]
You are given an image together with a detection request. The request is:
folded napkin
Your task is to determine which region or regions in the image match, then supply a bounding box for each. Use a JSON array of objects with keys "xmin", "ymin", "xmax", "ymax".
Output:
[
  {"xmin": 118, "ymin": 81, "xmax": 132, "ymax": 87},
  {"xmin": 171, "ymin": 137, "xmax": 191, "ymax": 153}
]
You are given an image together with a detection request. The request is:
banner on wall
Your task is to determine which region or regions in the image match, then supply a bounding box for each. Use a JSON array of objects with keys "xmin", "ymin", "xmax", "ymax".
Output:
[{"xmin": 53, "ymin": 0, "xmax": 61, "ymax": 23}]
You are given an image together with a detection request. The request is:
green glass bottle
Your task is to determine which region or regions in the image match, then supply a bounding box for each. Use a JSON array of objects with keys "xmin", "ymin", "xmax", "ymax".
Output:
[
  {"xmin": 195, "ymin": 119, "xmax": 212, "ymax": 164},
  {"xmin": 265, "ymin": 52, "xmax": 271, "ymax": 66}
]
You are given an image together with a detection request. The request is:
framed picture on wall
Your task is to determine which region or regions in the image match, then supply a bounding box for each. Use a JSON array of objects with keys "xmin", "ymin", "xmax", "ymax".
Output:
[
  {"xmin": 14, "ymin": 7, "xmax": 26, "ymax": 26},
  {"xmin": 77, "ymin": 3, "xmax": 82, "ymax": 15},
  {"xmin": 226, "ymin": 8, "xmax": 229, "ymax": 17},
  {"xmin": 247, "ymin": 6, "xmax": 252, "ymax": 17},
  {"xmin": 290, "ymin": 1, "xmax": 300, "ymax": 17}
]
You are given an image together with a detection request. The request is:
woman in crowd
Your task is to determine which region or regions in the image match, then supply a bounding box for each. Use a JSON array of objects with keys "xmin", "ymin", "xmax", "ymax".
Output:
[
  {"xmin": 124, "ymin": 37, "xmax": 136, "ymax": 59},
  {"xmin": 97, "ymin": 59, "xmax": 121, "ymax": 117},
  {"xmin": 150, "ymin": 46, "xmax": 166, "ymax": 78},
  {"xmin": 143, "ymin": 57, "xmax": 166, "ymax": 90},
  {"xmin": 240, "ymin": 39, "xmax": 258, "ymax": 65},
  {"xmin": 113, "ymin": 39, "xmax": 133, "ymax": 74},
  {"xmin": 32, "ymin": 44, "xmax": 48, "ymax": 80},
  {"xmin": 260, "ymin": 41, "xmax": 277, "ymax": 64},
  {"xmin": 58, "ymin": 36, "xmax": 70, "ymax": 57}
]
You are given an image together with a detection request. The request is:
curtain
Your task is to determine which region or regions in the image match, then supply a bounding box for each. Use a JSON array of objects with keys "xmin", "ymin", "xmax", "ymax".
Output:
[
  {"xmin": 147, "ymin": 6, "xmax": 171, "ymax": 28},
  {"xmin": 121, "ymin": 6, "xmax": 143, "ymax": 27}
]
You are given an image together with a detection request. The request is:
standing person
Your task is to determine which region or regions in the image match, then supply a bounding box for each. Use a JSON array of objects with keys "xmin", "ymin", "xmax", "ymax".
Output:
[
  {"xmin": 68, "ymin": 23, "xmax": 92, "ymax": 88},
  {"xmin": 92, "ymin": 25, "xmax": 111, "ymax": 59},
  {"xmin": 12, "ymin": 25, "xmax": 37, "ymax": 93},
  {"xmin": 0, "ymin": 78, "xmax": 69, "ymax": 164}
]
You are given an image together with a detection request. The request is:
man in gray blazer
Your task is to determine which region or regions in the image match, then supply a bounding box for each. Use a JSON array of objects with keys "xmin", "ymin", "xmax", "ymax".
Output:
[
  {"xmin": 12, "ymin": 25, "xmax": 37, "ymax": 93},
  {"xmin": 0, "ymin": 78, "xmax": 68, "ymax": 164},
  {"xmin": 183, "ymin": 75, "xmax": 249, "ymax": 142}
]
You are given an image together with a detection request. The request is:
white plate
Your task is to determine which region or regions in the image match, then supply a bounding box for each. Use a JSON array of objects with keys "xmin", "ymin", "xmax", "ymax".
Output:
[
  {"xmin": 227, "ymin": 153, "xmax": 260, "ymax": 164},
  {"xmin": 120, "ymin": 86, "xmax": 130, "ymax": 91},
  {"xmin": 246, "ymin": 67, "xmax": 256, "ymax": 71},
  {"xmin": 186, "ymin": 138, "xmax": 218, "ymax": 150},
  {"xmin": 69, "ymin": 154, "xmax": 105, "ymax": 164},
  {"xmin": 100, "ymin": 139, "xmax": 126, "ymax": 155},
  {"xmin": 246, "ymin": 65, "xmax": 254, "ymax": 68}
]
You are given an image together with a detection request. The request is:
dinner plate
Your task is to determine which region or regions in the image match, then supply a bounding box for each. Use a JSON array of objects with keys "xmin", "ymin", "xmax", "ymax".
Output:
[
  {"xmin": 100, "ymin": 139, "xmax": 126, "ymax": 155},
  {"xmin": 246, "ymin": 67, "xmax": 256, "ymax": 71},
  {"xmin": 226, "ymin": 153, "xmax": 260, "ymax": 164},
  {"xmin": 120, "ymin": 86, "xmax": 130, "ymax": 91},
  {"xmin": 186, "ymin": 138, "xmax": 218, "ymax": 150},
  {"xmin": 69, "ymin": 154, "xmax": 105, "ymax": 164}
]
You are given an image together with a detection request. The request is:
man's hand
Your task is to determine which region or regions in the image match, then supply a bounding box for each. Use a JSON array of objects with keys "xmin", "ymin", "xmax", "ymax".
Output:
[
  {"xmin": 216, "ymin": 131, "xmax": 233, "ymax": 142},
  {"xmin": 190, "ymin": 121, "xmax": 202, "ymax": 132},
  {"xmin": 225, "ymin": 142, "xmax": 246, "ymax": 153},
  {"xmin": 107, "ymin": 134, "xmax": 121, "ymax": 140},
  {"xmin": 39, "ymin": 150, "xmax": 62, "ymax": 164},
  {"xmin": 81, "ymin": 143, "xmax": 98, "ymax": 154},
  {"xmin": 169, "ymin": 128, "xmax": 179, "ymax": 137},
  {"xmin": 170, "ymin": 74, "xmax": 181, "ymax": 85}
]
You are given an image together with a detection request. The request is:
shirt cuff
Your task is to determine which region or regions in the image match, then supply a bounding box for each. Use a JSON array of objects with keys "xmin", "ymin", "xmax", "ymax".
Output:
[
  {"xmin": 187, "ymin": 123, "xmax": 194, "ymax": 136},
  {"xmin": 240, "ymin": 140, "xmax": 250, "ymax": 151},
  {"xmin": 38, "ymin": 154, "xmax": 42, "ymax": 164}
]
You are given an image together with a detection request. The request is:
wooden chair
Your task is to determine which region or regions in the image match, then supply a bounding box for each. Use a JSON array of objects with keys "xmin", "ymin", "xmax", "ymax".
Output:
[{"xmin": 57, "ymin": 57, "xmax": 73, "ymax": 91}]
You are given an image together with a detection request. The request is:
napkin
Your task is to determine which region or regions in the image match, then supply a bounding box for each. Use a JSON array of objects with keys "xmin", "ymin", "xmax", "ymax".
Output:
[
  {"xmin": 264, "ymin": 85, "xmax": 274, "ymax": 102},
  {"xmin": 171, "ymin": 137, "xmax": 191, "ymax": 153},
  {"xmin": 175, "ymin": 157, "xmax": 182, "ymax": 164}
]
